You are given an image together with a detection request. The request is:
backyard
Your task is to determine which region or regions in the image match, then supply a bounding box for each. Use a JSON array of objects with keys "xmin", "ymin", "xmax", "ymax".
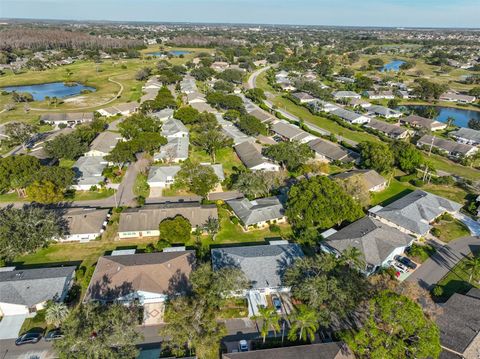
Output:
[{"xmin": 436, "ymin": 253, "xmax": 480, "ymax": 300}]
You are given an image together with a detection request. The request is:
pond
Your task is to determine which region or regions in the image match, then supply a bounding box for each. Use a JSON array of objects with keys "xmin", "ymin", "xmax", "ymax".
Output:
[
  {"xmin": 400, "ymin": 105, "xmax": 480, "ymax": 128},
  {"xmin": 381, "ymin": 60, "xmax": 406, "ymax": 72},
  {"xmin": 2, "ymin": 82, "xmax": 96, "ymax": 101},
  {"xmin": 146, "ymin": 50, "xmax": 191, "ymax": 57}
]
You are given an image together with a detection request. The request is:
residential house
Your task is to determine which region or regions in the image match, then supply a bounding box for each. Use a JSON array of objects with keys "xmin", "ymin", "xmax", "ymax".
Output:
[
  {"xmin": 222, "ymin": 342, "xmax": 354, "ymax": 359},
  {"xmin": 211, "ymin": 61, "xmax": 230, "ymax": 72},
  {"xmin": 187, "ymin": 92, "xmax": 207, "ymax": 104},
  {"xmin": 218, "ymin": 116, "xmax": 255, "ymax": 145},
  {"xmin": 84, "ymin": 250, "xmax": 195, "ymax": 324},
  {"xmin": 450, "ymin": 127, "xmax": 480, "ymax": 146},
  {"xmin": 292, "ymin": 92, "xmax": 316, "ymax": 104},
  {"xmin": 161, "ymin": 118, "xmax": 189, "ymax": 138},
  {"xmin": 364, "ymin": 90, "xmax": 395, "ymax": 100},
  {"xmin": 147, "ymin": 164, "xmax": 224, "ymax": 189},
  {"xmin": 333, "ymin": 91, "xmax": 361, "ymax": 100},
  {"xmin": 72, "ymin": 156, "xmax": 108, "ymax": 190},
  {"xmin": 98, "ymin": 102, "xmax": 139, "ymax": 117},
  {"xmin": 0, "ymin": 266, "xmax": 75, "ymax": 317},
  {"xmin": 57, "ymin": 208, "xmax": 110, "ymax": 242},
  {"xmin": 334, "ymin": 76, "xmax": 356, "ymax": 84},
  {"xmin": 234, "ymin": 141, "xmax": 280, "ymax": 172},
  {"xmin": 190, "ymin": 101, "xmax": 216, "ymax": 113},
  {"xmin": 369, "ymin": 190, "xmax": 462, "ymax": 238},
  {"xmin": 180, "ymin": 76, "xmax": 197, "ymax": 94},
  {"xmin": 279, "ymin": 83, "xmax": 296, "ymax": 91},
  {"xmin": 40, "ymin": 112, "xmax": 94, "ymax": 128},
  {"xmin": 417, "ymin": 135, "xmax": 478, "ymax": 158},
  {"xmin": 151, "ymin": 108, "xmax": 175, "ymax": 121},
  {"xmin": 118, "ymin": 203, "xmax": 218, "ymax": 239},
  {"xmin": 84, "ymin": 131, "xmax": 122, "ymax": 157},
  {"xmin": 368, "ymin": 105, "xmax": 402, "ymax": 119},
  {"xmin": 308, "ymin": 99, "xmax": 340, "ymax": 113},
  {"xmin": 348, "ymin": 98, "xmax": 372, "ymax": 109},
  {"xmin": 227, "ymin": 196, "xmax": 286, "ymax": 230},
  {"xmin": 364, "ymin": 119, "xmax": 410, "ymax": 139},
  {"xmin": 271, "ymin": 121, "xmax": 317, "ymax": 144},
  {"xmin": 331, "ymin": 108, "xmax": 370, "ymax": 124},
  {"xmin": 400, "ymin": 115, "xmax": 447, "ymax": 132},
  {"xmin": 308, "ymin": 138, "xmax": 355, "ymax": 163},
  {"xmin": 247, "ymin": 108, "xmax": 276, "ymax": 124},
  {"xmin": 440, "ymin": 92, "xmax": 476, "ymax": 104},
  {"xmin": 154, "ymin": 137, "xmax": 189, "ymax": 163},
  {"xmin": 321, "ymin": 217, "xmax": 414, "ymax": 275},
  {"xmin": 331, "ymin": 169, "xmax": 387, "ymax": 192},
  {"xmin": 211, "ymin": 241, "xmax": 304, "ymax": 316},
  {"xmin": 435, "ymin": 288, "xmax": 480, "ymax": 359}
]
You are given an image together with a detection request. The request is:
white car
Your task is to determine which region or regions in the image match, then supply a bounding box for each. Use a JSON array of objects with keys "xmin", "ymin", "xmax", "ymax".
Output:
[{"xmin": 238, "ymin": 340, "xmax": 248, "ymax": 352}]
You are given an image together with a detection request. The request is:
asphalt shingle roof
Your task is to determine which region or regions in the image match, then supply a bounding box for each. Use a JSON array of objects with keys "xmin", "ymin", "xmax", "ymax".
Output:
[
  {"xmin": 0, "ymin": 267, "xmax": 75, "ymax": 307},
  {"xmin": 211, "ymin": 243, "xmax": 304, "ymax": 289},
  {"xmin": 227, "ymin": 196, "xmax": 285, "ymax": 226}
]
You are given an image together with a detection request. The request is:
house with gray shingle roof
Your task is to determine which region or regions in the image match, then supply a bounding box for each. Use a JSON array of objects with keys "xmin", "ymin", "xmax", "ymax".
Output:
[
  {"xmin": 234, "ymin": 141, "xmax": 280, "ymax": 172},
  {"xmin": 450, "ymin": 127, "xmax": 480, "ymax": 146},
  {"xmin": 72, "ymin": 156, "xmax": 108, "ymax": 190},
  {"xmin": 147, "ymin": 164, "xmax": 224, "ymax": 189},
  {"xmin": 331, "ymin": 108, "xmax": 370, "ymax": 124},
  {"xmin": 321, "ymin": 217, "xmax": 415, "ymax": 275},
  {"xmin": 0, "ymin": 266, "xmax": 75, "ymax": 316},
  {"xmin": 227, "ymin": 196, "xmax": 286, "ymax": 230},
  {"xmin": 271, "ymin": 121, "xmax": 317, "ymax": 144},
  {"xmin": 435, "ymin": 289, "xmax": 480, "ymax": 359},
  {"xmin": 369, "ymin": 190, "xmax": 462, "ymax": 237},
  {"xmin": 211, "ymin": 241, "xmax": 304, "ymax": 316},
  {"xmin": 58, "ymin": 208, "xmax": 110, "ymax": 242},
  {"xmin": 364, "ymin": 119, "xmax": 410, "ymax": 139},
  {"xmin": 84, "ymin": 131, "xmax": 123, "ymax": 157},
  {"xmin": 154, "ymin": 136, "xmax": 189, "ymax": 163},
  {"xmin": 161, "ymin": 118, "xmax": 189, "ymax": 138},
  {"xmin": 417, "ymin": 134, "xmax": 478, "ymax": 158},
  {"xmin": 308, "ymin": 138, "xmax": 355, "ymax": 163},
  {"xmin": 331, "ymin": 169, "xmax": 387, "ymax": 192}
]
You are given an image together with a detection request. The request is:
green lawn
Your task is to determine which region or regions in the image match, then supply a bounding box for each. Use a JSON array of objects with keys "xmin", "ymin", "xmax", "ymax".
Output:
[
  {"xmin": 0, "ymin": 192, "xmax": 27, "ymax": 203},
  {"xmin": 189, "ymin": 146, "xmax": 243, "ymax": 176},
  {"xmin": 432, "ymin": 217, "xmax": 470, "ymax": 243},
  {"xmin": 436, "ymin": 254, "xmax": 480, "ymax": 299},
  {"xmin": 71, "ymin": 188, "xmax": 115, "ymax": 201},
  {"xmin": 371, "ymin": 179, "xmax": 413, "ymax": 206},
  {"xmin": 407, "ymin": 243, "xmax": 436, "ymax": 264},
  {"xmin": 59, "ymin": 158, "xmax": 76, "ymax": 168},
  {"xmin": 133, "ymin": 172, "xmax": 150, "ymax": 198}
]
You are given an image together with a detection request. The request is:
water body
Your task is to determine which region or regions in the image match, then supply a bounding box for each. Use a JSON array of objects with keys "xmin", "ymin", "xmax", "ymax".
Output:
[
  {"xmin": 400, "ymin": 105, "xmax": 480, "ymax": 128},
  {"xmin": 2, "ymin": 82, "xmax": 96, "ymax": 101},
  {"xmin": 381, "ymin": 60, "xmax": 406, "ymax": 72},
  {"xmin": 146, "ymin": 50, "xmax": 191, "ymax": 57}
]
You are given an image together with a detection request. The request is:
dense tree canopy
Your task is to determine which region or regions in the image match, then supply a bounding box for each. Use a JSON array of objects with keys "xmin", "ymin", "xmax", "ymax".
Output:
[
  {"xmin": 217, "ymin": 69, "xmax": 244, "ymax": 84},
  {"xmin": 159, "ymin": 215, "xmax": 192, "ymax": 243},
  {"xmin": 358, "ymin": 141, "xmax": 395, "ymax": 174},
  {"xmin": 118, "ymin": 114, "xmax": 161, "ymax": 140},
  {"xmin": 175, "ymin": 161, "xmax": 220, "ymax": 197},
  {"xmin": 174, "ymin": 106, "xmax": 200, "ymax": 124},
  {"xmin": 237, "ymin": 115, "xmax": 267, "ymax": 136},
  {"xmin": 205, "ymin": 92, "xmax": 245, "ymax": 112},
  {"xmin": 54, "ymin": 302, "xmax": 142, "ymax": 359},
  {"xmin": 391, "ymin": 141, "xmax": 424, "ymax": 174},
  {"xmin": 0, "ymin": 205, "xmax": 66, "ymax": 261},
  {"xmin": 245, "ymin": 88, "xmax": 266, "ymax": 103},
  {"xmin": 140, "ymin": 86, "xmax": 177, "ymax": 113},
  {"xmin": 287, "ymin": 176, "xmax": 364, "ymax": 229},
  {"xmin": 342, "ymin": 290, "xmax": 441, "ymax": 359},
  {"xmin": 263, "ymin": 141, "xmax": 314, "ymax": 171},
  {"xmin": 413, "ymin": 79, "xmax": 448, "ymax": 100},
  {"xmin": 44, "ymin": 133, "xmax": 89, "ymax": 160}
]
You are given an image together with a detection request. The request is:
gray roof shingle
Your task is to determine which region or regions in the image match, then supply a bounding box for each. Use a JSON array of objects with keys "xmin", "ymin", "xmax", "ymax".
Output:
[
  {"xmin": 0, "ymin": 267, "xmax": 75, "ymax": 307},
  {"xmin": 227, "ymin": 196, "xmax": 285, "ymax": 226},
  {"xmin": 211, "ymin": 243, "xmax": 304, "ymax": 289}
]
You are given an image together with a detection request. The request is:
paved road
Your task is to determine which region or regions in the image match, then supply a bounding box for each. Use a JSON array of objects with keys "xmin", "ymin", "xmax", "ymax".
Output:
[
  {"xmin": 406, "ymin": 236, "xmax": 480, "ymax": 290},
  {"xmin": 247, "ymin": 67, "xmax": 358, "ymax": 147}
]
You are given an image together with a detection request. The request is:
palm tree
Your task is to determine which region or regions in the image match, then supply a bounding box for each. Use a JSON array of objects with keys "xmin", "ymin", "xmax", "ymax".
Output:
[
  {"xmin": 464, "ymin": 255, "xmax": 480, "ymax": 284},
  {"xmin": 256, "ymin": 306, "xmax": 281, "ymax": 343},
  {"xmin": 339, "ymin": 246, "xmax": 366, "ymax": 271},
  {"xmin": 45, "ymin": 302, "xmax": 70, "ymax": 328},
  {"xmin": 287, "ymin": 305, "xmax": 319, "ymax": 342},
  {"xmin": 446, "ymin": 116, "xmax": 455, "ymax": 128}
]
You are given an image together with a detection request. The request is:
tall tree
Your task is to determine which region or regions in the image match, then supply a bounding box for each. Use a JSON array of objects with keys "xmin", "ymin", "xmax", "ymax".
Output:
[
  {"xmin": 464, "ymin": 254, "xmax": 480, "ymax": 284},
  {"xmin": 287, "ymin": 176, "xmax": 364, "ymax": 230},
  {"xmin": 54, "ymin": 303, "xmax": 142, "ymax": 359},
  {"xmin": 287, "ymin": 304, "xmax": 319, "ymax": 342},
  {"xmin": 263, "ymin": 142, "xmax": 314, "ymax": 171},
  {"xmin": 175, "ymin": 161, "xmax": 219, "ymax": 198},
  {"xmin": 159, "ymin": 215, "xmax": 191, "ymax": 244},
  {"xmin": 358, "ymin": 141, "xmax": 395, "ymax": 175},
  {"xmin": 192, "ymin": 129, "xmax": 232, "ymax": 163},
  {"xmin": 341, "ymin": 290, "xmax": 441, "ymax": 359},
  {"xmin": 284, "ymin": 253, "xmax": 368, "ymax": 326},
  {"xmin": 391, "ymin": 141, "xmax": 424, "ymax": 174},
  {"xmin": 256, "ymin": 306, "xmax": 281, "ymax": 343},
  {"xmin": 45, "ymin": 302, "xmax": 70, "ymax": 328},
  {"xmin": 5, "ymin": 122, "xmax": 37, "ymax": 148},
  {"xmin": 26, "ymin": 180, "xmax": 64, "ymax": 204},
  {"xmin": 44, "ymin": 133, "xmax": 89, "ymax": 160},
  {"xmin": 237, "ymin": 115, "xmax": 267, "ymax": 136},
  {"xmin": 0, "ymin": 205, "xmax": 66, "ymax": 261}
]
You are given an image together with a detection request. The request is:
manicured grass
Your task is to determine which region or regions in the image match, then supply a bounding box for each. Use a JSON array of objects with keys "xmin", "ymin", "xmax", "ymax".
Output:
[
  {"xmin": 133, "ymin": 172, "xmax": 150, "ymax": 198},
  {"xmin": 421, "ymin": 183, "xmax": 469, "ymax": 204},
  {"xmin": 20, "ymin": 310, "xmax": 48, "ymax": 334},
  {"xmin": 371, "ymin": 179, "xmax": 414, "ymax": 206},
  {"xmin": 432, "ymin": 217, "xmax": 470, "ymax": 243},
  {"xmin": 0, "ymin": 192, "xmax": 27, "ymax": 203},
  {"xmin": 212, "ymin": 208, "xmax": 291, "ymax": 244},
  {"xmin": 407, "ymin": 243, "xmax": 436, "ymax": 264},
  {"xmin": 71, "ymin": 188, "xmax": 115, "ymax": 201},
  {"xmin": 189, "ymin": 146, "xmax": 243, "ymax": 176},
  {"xmin": 217, "ymin": 298, "xmax": 248, "ymax": 319},
  {"xmin": 436, "ymin": 254, "xmax": 480, "ymax": 299}
]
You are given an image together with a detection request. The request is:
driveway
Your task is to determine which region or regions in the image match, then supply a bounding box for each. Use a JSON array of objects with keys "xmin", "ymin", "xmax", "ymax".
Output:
[
  {"xmin": 407, "ymin": 236, "xmax": 480, "ymax": 290},
  {"xmin": 0, "ymin": 314, "xmax": 27, "ymax": 340},
  {"xmin": 454, "ymin": 212, "xmax": 480, "ymax": 236}
]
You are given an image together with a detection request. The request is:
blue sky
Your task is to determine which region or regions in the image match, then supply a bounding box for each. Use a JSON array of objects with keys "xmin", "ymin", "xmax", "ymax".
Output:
[{"xmin": 1, "ymin": 0, "xmax": 479, "ymax": 28}]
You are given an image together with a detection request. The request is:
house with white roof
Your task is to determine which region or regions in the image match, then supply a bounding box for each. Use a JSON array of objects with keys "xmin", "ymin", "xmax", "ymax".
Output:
[
  {"xmin": 331, "ymin": 108, "xmax": 370, "ymax": 124},
  {"xmin": 72, "ymin": 156, "xmax": 108, "ymax": 190}
]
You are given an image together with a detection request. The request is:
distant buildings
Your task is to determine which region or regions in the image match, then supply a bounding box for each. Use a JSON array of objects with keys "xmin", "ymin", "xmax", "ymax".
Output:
[
  {"xmin": 98, "ymin": 102, "xmax": 139, "ymax": 117},
  {"xmin": 400, "ymin": 115, "xmax": 447, "ymax": 132},
  {"xmin": 271, "ymin": 121, "xmax": 317, "ymax": 143},
  {"xmin": 333, "ymin": 91, "xmax": 361, "ymax": 100},
  {"xmin": 40, "ymin": 112, "xmax": 94, "ymax": 128},
  {"xmin": 440, "ymin": 91, "xmax": 476, "ymax": 104}
]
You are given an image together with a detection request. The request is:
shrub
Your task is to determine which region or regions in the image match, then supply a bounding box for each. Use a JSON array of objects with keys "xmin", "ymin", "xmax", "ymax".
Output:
[
  {"xmin": 430, "ymin": 227, "xmax": 441, "ymax": 237},
  {"xmin": 269, "ymin": 224, "xmax": 281, "ymax": 232},
  {"xmin": 408, "ymin": 243, "xmax": 436, "ymax": 263},
  {"xmin": 432, "ymin": 285, "xmax": 444, "ymax": 297},
  {"xmin": 411, "ymin": 179, "xmax": 425, "ymax": 187},
  {"xmin": 231, "ymin": 216, "xmax": 239, "ymax": 225}
]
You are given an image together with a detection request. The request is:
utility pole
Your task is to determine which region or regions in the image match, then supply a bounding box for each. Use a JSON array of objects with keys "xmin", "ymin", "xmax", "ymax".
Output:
[{"xmin": 428, "ymin": 135, "xmax": 435, "ymax": 157}]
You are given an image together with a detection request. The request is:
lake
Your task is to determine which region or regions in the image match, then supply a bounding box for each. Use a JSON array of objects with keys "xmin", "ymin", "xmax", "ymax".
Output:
[
  {"xmin": 146, "ymin": 50, "xmax": 191, "ymax": 57},
  {"xmin": 381, "ymin": 60, "xmax": 406, "ymax": 72},
  {"xmin": 400, "ymin": 105, "xmax": 480, "ymax": 128},
  {"xmin": 2, "ymin": 82, "xmax": 96, "ymax": 101}
]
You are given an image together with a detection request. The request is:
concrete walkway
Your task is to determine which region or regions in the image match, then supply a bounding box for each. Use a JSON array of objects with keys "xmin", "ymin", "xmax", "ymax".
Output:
[
  {"xmin": 454, "ymin": 212, "xmax": 480, "ymax": 236},
  {"xmin": 0, "ymin": 314, "xmax": 27, "ymax": 340},
  {"xmin": 407, "ymin": 236, "xmax": 480, "ymax": 290}
]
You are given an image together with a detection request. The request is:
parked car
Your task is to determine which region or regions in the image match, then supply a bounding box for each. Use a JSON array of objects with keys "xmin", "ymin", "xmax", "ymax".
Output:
[
  {"xmin": 392, "ymin": 261, "xmax": 408, "ymax": 273},
  {"xmin": 395, "ymin": 255, "xmax": 417, "ymax": 270},
  {"xmin": 15, "ymin": 332, "xmax": 42, "ymax": 345},
  {"xmin": 45, "ymin": 329, "xmax": 63, "ymax": 342},
  {"xmin": 272, "ymin": 295, "xmax": 282, "ymax": 313},
  {"xmin": 238, "ymin": 340, "xmax": 248, "ymax": 352}
]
